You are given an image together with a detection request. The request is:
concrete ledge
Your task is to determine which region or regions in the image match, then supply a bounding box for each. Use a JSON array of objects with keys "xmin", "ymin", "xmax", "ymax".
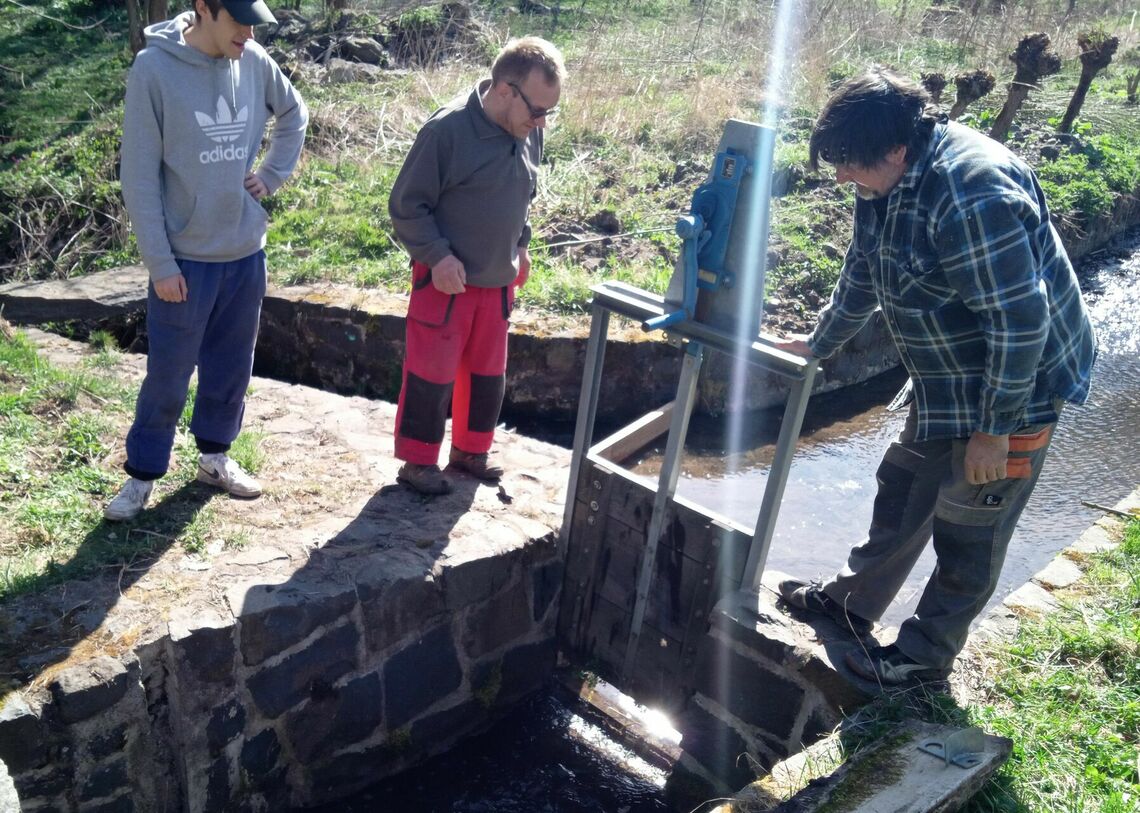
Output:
[
  {"xmin": 0, "ymin": 268, "xmax": 898, "ymax": 424},
  {"xmin": 0, "ymin": 329, "xmax": 570, "ymax": 812}
]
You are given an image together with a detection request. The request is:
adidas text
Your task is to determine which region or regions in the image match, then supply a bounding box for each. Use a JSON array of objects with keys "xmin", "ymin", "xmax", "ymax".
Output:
[{"xmin": 200, "ymin": 144, "xmax": 248, "ymax": 164}]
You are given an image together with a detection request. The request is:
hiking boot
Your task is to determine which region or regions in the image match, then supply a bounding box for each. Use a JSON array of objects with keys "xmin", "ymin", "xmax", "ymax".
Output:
[
  {"xmin": 397, "ymin": 462, "xmax": 452, "ymax": 495},
  {"xmin": 777, "ymin": 578, "xmax": 873, "ymax": 636},
  {"xmin": 844, "ymin": 644, "xmax": 950, "ymax": 686},
  {"xmin": 104, "ymin": 478, "xmax": 154, "ymax": 521},
  {"xmin": 447, "ymin": 449, "xmax": 504, "ymax": 481},
  {"xmin": 197, "ymin": 453, "xmax": 262, "ymax": 498}
]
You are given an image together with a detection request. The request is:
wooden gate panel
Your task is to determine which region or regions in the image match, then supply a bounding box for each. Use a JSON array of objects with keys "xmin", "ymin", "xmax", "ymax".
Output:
[{"xmin": 558, "ymin": 457, "xmax": 755, "ymax": 708}]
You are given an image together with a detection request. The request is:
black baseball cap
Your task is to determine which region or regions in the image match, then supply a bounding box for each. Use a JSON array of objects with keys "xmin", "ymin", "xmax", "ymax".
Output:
[{"xmin": 221, "ymin": 0, "xmax": 276, "ymax": 25}]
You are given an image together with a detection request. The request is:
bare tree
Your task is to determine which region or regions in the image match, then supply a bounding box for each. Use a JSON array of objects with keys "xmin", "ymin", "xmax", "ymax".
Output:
[
  {"xmin": 989, "ymin": 32, "xmax": 1061, "ymax": 143},
  {"xmin": 948, "ymin": 69, "xmax": 995, "ymax": 119},
  {"xmin": 1058, "ymin": 30, "xmax": 1119, "ymax": 133}
]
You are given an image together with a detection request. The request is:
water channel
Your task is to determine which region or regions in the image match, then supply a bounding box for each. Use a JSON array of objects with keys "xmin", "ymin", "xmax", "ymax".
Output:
[{"xmin": 307, "ymin": 233, "xmax": 1140, "ymax": 811}]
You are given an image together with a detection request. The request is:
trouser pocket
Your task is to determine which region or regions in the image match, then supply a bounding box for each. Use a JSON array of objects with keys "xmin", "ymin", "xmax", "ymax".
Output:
[{"xmin": 407, "ymin": 261, "xmax": 456, "ymax": 327}]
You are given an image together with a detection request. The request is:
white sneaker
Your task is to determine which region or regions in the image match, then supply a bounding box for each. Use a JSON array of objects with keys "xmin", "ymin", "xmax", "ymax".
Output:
[
  {"xmin": 104, "ymin": 478, "xmax": 154, "ymax": 521},
  {"xmin": 197, "ymin": 453, "xmax": 262, "ymax": 498}
]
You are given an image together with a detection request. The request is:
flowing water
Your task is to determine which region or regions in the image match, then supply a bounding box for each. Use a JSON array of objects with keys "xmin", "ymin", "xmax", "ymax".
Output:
[
  {"xmin": 641, "ymin": 234, "xmax": 1140, "ymax": 626},
  {"xmin": 318, "ymin": 235, "xmax": 1140, "ymax": 811}
]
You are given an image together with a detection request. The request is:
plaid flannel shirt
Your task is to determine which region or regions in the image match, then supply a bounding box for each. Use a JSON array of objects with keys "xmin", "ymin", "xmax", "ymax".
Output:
[{"xmin": 808, "ymin": 122, "xmax": 1096, "ymax": 440}]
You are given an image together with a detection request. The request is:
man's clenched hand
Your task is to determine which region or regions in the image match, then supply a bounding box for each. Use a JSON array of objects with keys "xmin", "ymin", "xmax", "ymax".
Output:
[
  {"xmin": 965, "ymin": 430, "xmax": 1009, "ymax": 484},
  {"xmin": 432, "ymin": 255, "xmax": 467, "ymax": 294},
  {"xmin": 154, "ymin": 274, "xmax": 188, "ymax": 303}
]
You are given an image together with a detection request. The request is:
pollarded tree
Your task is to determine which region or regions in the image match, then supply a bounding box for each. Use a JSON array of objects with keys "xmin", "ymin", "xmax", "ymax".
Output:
[
  {"xmin": 989, "ymin": 32, "xmax": 1062, "ymax": 143},
  {"xmin": 948, "ymin": 69, "xmax": 995, "ymax": 119},
  {"xmin": 921, "ymin": 72, "xmax": 947, "ymax": 104},
  {"xmin": 1059, "ymin": 30, "xmax": 1119, "ymax": 132}
]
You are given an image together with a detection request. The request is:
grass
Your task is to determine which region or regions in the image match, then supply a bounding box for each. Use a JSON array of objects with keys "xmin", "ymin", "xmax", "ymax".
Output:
[
  {"xmin": 4, "ymin": 0, "xmax": 1139, "ymax": 313},
  {"xmin": 779, "ymin": 513, "xmax": 1140, "ymax": 813},
  {"xmin": 0, "ymin": 326, "xmax": 260, "ymax": 599},
  {"xmin": 957, "ymin": 515, "xmax": 1140, "ymax": 812}
]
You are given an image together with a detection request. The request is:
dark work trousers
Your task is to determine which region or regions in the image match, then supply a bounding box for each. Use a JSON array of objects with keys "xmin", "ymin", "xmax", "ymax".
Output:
[
  {"xmin": 124, "ymin": 251, "xmax": 267, "ymax": 479},
  {"xmin": 822, "ymin": 402, "xmax": 1057, "ymax": 671},
  {"xmin": 394, "ymin": 262, "xmax": 513, "ymax": 466}
]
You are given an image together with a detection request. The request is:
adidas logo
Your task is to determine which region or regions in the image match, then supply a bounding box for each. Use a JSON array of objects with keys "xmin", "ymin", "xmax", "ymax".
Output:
[{"xmin": 196, "ymin": 96, "xmax": 249, "ymax": 164}]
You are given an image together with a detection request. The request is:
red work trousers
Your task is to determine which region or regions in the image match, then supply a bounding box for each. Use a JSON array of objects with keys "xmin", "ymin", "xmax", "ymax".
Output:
[{"xmin": 394, "ymin": 261, "xmax": 513, "ymax": 466}]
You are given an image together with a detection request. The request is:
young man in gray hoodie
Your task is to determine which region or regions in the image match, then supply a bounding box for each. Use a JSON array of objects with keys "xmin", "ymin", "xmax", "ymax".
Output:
[{"xmin": 105, "ymin": 0, "xmax": 307, "ymax": 520}]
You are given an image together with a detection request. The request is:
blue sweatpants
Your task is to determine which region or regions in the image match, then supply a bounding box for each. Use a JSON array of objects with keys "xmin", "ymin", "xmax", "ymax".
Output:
[{"xmin": 124, "ymin": 251, "xmax": 267, "ymax": 479}]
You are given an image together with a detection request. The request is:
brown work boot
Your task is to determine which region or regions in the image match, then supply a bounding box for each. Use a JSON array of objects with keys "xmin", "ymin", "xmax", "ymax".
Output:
[
  {"xmin": 397, "ymin": 463, "xmax": 452, "ymax": 495},
  {"xmin": 447, "ymin": 448, "xmax": 504, "ymax": 481}
]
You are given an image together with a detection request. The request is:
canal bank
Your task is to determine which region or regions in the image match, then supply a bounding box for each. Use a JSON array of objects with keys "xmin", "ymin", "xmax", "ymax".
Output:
[{"xmin": 1, "ymin": 206, "xmax": 1138, "ymax": 813}]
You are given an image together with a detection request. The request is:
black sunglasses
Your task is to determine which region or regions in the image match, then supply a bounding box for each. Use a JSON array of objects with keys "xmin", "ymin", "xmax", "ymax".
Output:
[{"xmin": 508, "ymin": 82, "xmax": 558, "ymax": 121}]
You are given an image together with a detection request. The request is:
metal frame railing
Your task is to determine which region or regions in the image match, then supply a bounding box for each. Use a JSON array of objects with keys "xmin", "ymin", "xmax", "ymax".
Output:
[{"xmin": 560, "ymin": 280, "xmax": 818, "ymax": 683}]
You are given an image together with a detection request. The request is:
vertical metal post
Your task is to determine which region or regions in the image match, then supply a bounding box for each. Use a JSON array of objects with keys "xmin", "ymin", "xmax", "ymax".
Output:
[
  {"xmin": 621, "ymin": 341, "xmax": 704, "ymax": 683},
  {"xmin": 741, "ymin": 359, "xmax": 818, "ymax": 589},
  {"xmin": 560, "ymin": 304, "xmax": 611, "ymax": 553}
]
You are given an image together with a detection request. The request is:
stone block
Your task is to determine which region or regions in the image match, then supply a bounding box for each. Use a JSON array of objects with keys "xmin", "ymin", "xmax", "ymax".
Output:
[
  {"xmin": 241, "ymin": 728, "xmax": 283, "ymax": 782},
  {"xmin": 13, "ymin": 765, "xmax": 71, "ymax": 799},
  {"xmin": 1033, "ymin": 556, "xmax": 1083, "ymax": 590},
  {"xmin": 384, "ymin": 623, "xmax": 462, "ymax": 729},
  {"xmin": 358, "ymin": 573, "xmax": 447, "ymax": 654},
  {"xmin": 87, "ymin": 723, "xmax": 128, "ymax": 761},
  {"xmin": 674, "ymin": 699, "xmax": 759, "ymax": 791},
  {"xmin": 462, "ymin": 580, "xmax": 532, "ymax": 659},
  {"xmin": 229, "ymin": 579, "xmax": 357, "ymax": 666},
  {"xmin": 78, "ymin": 793, "xmax": 134, "ymax": 813},
  {"xmin": 168, "ymin": 607, "xmax": 235, "ymax": 686},
  {"xmin": 204, "ymin": 756, "xmax": 229, "ymax": 813},
  {"xmin": 1004, "ymin": 581, "xmax": 1060, "ymax": 615},
  {"xmin": 79, "ymin": 757, "xmax": 129, "ymax": 801},
  {"xmin": 497, "ymin": 639, "xmax": 557, "ymax": 705},
  {"xmin": 800, "ymin": 706, "xmax": 838, "ymax": 749},
  {"xmin": 532, "ymin": 561, "xmax": 562, "ymax": 622},
  {"xmin": 306, "ymin": 743, "xmax": 402, "ymax": 807},
  {"xmin": 436, "ymin": 548, "xmax": 516, "ymax": 610},
  {"xmin": 284, "ymin": 672, "xmax": 383, "ymax": 764},
  {"xmin": 49, "ymin": 656, "xmax": 135, "ymax": 724},
  {"xmin": 248, "ymin": 623, "xmax": 358, "ymax": 719},
  {"xmin": 206, "ymin": 699, "xmax": 245, "ymax": 755},
  {"xmin": 1069, "ymin": 524, "xmax": 1117, "ymax": 554},
  {"xmin": 409, "ymin": 700, "xmax": 481, "ymax": 752},
  {"xmin": 0, "ymin": 694, "xmax": 48, "ymax": 771},
  {"xmin": 695, "ymin": 641, "xmax": 803, "ymax": 743}
]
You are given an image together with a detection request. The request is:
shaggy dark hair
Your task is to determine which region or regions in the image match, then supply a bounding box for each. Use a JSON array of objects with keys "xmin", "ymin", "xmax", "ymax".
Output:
[{"xmin": 809, "ymin": 67, "xmax": 941, "ymax": 171}]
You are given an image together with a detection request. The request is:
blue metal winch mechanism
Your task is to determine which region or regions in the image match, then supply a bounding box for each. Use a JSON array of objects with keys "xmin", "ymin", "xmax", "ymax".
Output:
[{"xmin": 557, "ymin": 119, "xmax": 822, "ymax": 704}]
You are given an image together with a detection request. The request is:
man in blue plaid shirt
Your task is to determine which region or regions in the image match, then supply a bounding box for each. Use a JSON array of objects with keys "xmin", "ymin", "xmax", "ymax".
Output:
[{"xmin": 776, "ymin": 68, "xmax": 1096, "ymax": 687}]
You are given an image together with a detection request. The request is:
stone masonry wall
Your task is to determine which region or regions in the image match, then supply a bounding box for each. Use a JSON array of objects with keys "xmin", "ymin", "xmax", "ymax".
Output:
[{"xmin": 1, "ymin": 534, "xmax": 562, "ymax": 811}]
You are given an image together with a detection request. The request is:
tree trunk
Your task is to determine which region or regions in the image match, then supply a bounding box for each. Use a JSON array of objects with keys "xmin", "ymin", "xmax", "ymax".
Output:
[
  {"xmin": 989, "ymin": 83, "xmax": 1030, "ymax": 142},
  {"xmin": 1058, "ymin": 73, "xmax": 1094, "ymax": 133},
  {"xmin": 147, "ymin": 0, "xmax": 168, "ymax": 25},
  {"xmin": 126, "ymin": 0, "xmax": 144, "ymax": 54}
]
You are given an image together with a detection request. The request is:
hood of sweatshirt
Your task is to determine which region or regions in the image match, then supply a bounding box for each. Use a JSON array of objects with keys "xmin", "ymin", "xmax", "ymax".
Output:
[{"xmin": 119, "ymin": 11, "xmax": 307, "ymax": 280}]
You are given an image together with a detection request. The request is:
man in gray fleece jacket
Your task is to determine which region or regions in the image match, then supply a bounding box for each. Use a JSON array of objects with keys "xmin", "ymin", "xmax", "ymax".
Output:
[
  {"xmin": 389, "ymin": 37, "xmax": 565, "ymax": 495},
  {"xmin": 105, "ymin": 0, "xmax": 307, "ymax": 520}
]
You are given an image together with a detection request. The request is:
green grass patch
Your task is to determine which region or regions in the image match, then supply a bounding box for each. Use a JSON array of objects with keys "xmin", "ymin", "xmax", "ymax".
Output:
[
  {"xmin": 835, "ymin": 514, "xmax": 1140, "ymax": 813},
  {"xmin": 0, "ymin": 328, "xmax": 260, "ymax": 600},
  {"xmin": 958, "ymin": 517, "xmax": 1140, "ymax": 812}
]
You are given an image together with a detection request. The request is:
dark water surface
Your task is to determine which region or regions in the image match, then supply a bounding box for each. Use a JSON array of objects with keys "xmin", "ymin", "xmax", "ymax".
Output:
[
  {"xmin": 306, "ymin": 693, "xmax": 669, "ymax": 812},
  {"xmin": 319, "ymin": 235, "xmax": 1140, "ymax": 811}
]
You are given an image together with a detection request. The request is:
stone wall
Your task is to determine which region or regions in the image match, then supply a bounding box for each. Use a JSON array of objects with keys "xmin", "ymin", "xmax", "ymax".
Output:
[
  {"xmin": 670, "ymin": 585, "xmax": 871, "ymax": 794},
  {"xmin": 0, "ymin": 531, "xmax": 562, "ymax": 812}
]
